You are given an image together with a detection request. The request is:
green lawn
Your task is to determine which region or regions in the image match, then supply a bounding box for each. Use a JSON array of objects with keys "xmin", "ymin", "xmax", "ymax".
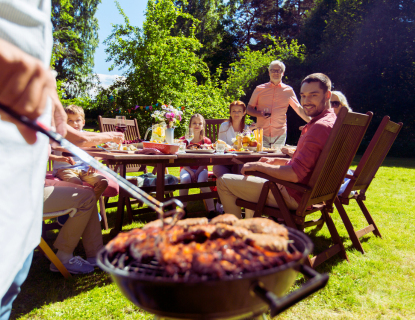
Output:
[{"xmin": 11, "ymin": 158, "xmax": 415, "ymax": 320}]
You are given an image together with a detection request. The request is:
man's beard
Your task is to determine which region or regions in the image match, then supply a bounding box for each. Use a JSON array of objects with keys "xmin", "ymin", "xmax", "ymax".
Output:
[{"xmin": 304, "ymin": 98, "xmax": 326, "ymax": 117}]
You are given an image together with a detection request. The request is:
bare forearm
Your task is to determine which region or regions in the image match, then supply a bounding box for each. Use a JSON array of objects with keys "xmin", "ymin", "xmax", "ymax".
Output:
[
  {"xmin": 65, "ymin": 125, "xmax": 123, "ymax": 147},
  {"xmin": 258, "ymin": 157, "xmax": 288, "ymax": 166},
  {"xmin": 242, "ymin": 162, "xmax": 299, "ymax": 182},
  {"xmin": 294, "ymin": 106, "xmax": 311, "ymax": 123},
  {"xmin": 247, "ymin": 105, "xmax": 262, "ymax": 117},
  {"xmin": 258, "ymin": 164, "xmax": 299, "ymax": 182}
]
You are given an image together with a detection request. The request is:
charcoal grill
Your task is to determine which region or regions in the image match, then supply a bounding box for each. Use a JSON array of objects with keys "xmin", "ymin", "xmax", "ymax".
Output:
[{"xmin": 97, "ymin": 228, "xmax": 328, "ymax": 319}]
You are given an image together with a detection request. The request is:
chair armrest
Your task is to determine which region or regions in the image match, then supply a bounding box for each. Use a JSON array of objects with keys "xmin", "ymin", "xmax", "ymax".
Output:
[
  {"xmin": 244, "ymin": 171, "xmax": 311, "ymax": 193},
  {"xmin": 345, "ymin": 174, "xmax": 355, "ymax": 180}
]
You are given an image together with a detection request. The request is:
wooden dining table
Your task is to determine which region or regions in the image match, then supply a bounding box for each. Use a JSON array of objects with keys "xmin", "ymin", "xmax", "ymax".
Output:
[{"xmin": 86, "ymin": 150, "xmax": 287, "ymax": 236}]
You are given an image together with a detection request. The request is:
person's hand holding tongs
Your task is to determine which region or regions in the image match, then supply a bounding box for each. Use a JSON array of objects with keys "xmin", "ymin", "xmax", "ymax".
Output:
[{"xmin": 0, "ymin": 39, "xmax": 67, "ymax": 144}]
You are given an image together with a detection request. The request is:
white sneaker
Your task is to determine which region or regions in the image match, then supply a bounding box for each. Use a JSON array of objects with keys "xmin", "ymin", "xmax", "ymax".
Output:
[
  {"xmin": 50, "ymin": 256, "xmax": 94, "ymax": 274},
  {"xmin": 216, "ymin": 202, "xmax": 224, "ymax": 214}
]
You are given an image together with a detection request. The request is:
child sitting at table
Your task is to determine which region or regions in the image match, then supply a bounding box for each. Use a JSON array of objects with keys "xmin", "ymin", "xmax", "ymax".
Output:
[
  {"xmin": 179, "ymin": 114, "xmax": 215, "ymax": 218},
  {"xmin": 52, "ymin": 105, "xmax": 108, "ymax": 200}
]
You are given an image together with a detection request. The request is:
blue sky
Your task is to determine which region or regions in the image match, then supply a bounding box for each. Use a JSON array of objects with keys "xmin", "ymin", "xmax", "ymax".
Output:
[{"xmin": 94, "ymin": 0, "xmax": 147, "ymax": 87}]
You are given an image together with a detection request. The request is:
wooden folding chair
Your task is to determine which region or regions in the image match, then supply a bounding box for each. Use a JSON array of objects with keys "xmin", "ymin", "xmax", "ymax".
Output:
[
  {"xmin": 203, "ymin": 119, "xmax": 227, "ymax": 212},
  {"xmin": 98, "ymin": 116, "xmax": 149, "ymax": 223},
  {"xmin": 205, "ymin": 119, "xmax": 227, "ymax": 142},
  {"xmin": 40, "ymin": 209, "xmax": 76, "ymax": 278},
  {"xmin": 236, "ymin": 109, "xmax": 373, "ymax": 268},
  {"xmin": 334, "ymin": 116, "xmax": 403, "ymax": 254},
  {"xmin": 98, "ymin": 116, "xmax": 147, "ymax": 173}
]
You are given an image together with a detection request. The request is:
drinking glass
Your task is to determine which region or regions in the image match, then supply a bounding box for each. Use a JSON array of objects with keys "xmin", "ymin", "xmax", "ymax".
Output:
[
  {"xmin": 271, "ymin": 143, "xmax": 282, "ymax": 154},
  {"xmin": 263, "ymin": 108, "xmax": 271, "ymax": 118},
  {"xmin": 178, "ymin": 141, "xmax": 187, "ymax": 154},
  {"xmin": 115, "ymin": 116, "xmax": 127, "ymax": 133},
  {"xmin": 216, "ymin": 143, "xmax": 226, "ymax": 155},
  {"xmin": 185, "ymin": 127, "xmax": 194, "ymax": 144}
]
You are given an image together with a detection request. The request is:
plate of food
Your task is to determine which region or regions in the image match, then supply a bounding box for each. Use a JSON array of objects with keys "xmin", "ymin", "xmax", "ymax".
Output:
[
  {"xmin": 104, "ymin": 144, "xmax": 140, "ymax": 153},
  {"xmin": 233, "ymin": 150, "xmax": 253, "ymax": 155},
  {"xmin": 261, "ymin": 147, "xmax": 278, "ymax": 153},
  {"xmin": 186, "ymin": 143, "xmax": 215, "ymax": 153},
  {"xmin": 185, "ymin": 149, "xmax": 215, "ymax": 154}
]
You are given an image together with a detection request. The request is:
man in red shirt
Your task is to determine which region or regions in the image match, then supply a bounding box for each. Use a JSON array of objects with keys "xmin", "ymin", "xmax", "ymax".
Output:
[
  {"xmin": 247, "ymin": 60, "xmax": 310, "ymax": 148},
  {"xmin": 217, "ymin": 73, "xmax": 335, "ymax": 218}
]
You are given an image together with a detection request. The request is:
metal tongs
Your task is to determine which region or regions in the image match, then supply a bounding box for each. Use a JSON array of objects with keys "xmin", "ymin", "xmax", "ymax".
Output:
[{"xmin": 0, "ymin": 103, "xmax": 184, "ymax": 228}]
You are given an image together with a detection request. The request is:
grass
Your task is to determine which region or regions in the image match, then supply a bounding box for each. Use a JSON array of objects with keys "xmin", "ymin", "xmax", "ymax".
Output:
[{"xmin": 11, "ymin": 158, "xmax": 415, "ymax": 320}]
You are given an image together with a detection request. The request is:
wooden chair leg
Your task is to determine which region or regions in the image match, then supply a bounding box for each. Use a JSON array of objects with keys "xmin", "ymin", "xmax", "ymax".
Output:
[
  {"xmin": 39, "ymin": 238, "xmax": 71, "ymax": 279},
  {"xmin": 356, "ymin": 198, "xmax": 382, "ymax": 238},
  {"xmin": 126, "ymin": 197, "xmax": 133, "ymax": 224},
  {"xmin": 254, "ymin": 182, "xmax": 270, "ymax": 218},
  {"xmin": 334, "ymin": 197, "xmax": 365, "ymax": 254},
  {"xmin": 269, "ymin": 183, "xmax": 297, "ymax": 229},
  {"xmin": 308, "ymin": 208, "xmax": 349, "ymax": 268},
  {"xmin": 99, "ymin": 196, "xmax": 109, "ymax": 230},
  {"xmin": 203, "ymin": 199, "xmax": 208, "ymax": 212}
]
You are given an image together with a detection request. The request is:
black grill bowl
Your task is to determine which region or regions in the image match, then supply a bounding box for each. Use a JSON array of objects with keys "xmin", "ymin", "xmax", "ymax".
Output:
[{"xmin": 97, "ymin": 228, "xmax": 329, "ymax": 319}]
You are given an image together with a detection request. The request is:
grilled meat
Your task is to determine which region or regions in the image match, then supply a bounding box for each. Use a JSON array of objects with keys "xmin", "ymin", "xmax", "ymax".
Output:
[
  {"xmin": 211, "ymin": 223, "xmax": 252, "ymax": 239},
  {"xmin": 107, "ymin": 217, "xmax": 298, "ymax": 279},
  {"xmin": 234, "ymin": 218, "xmax": 288, "ymax": 238},
  {"xmin": 243, "ymin": 233, "xmax": 288, "ymax": 252},
  {"xmin": 159, "ymin": 236, "xmax": 297, "ymax": 278},
  {"xmin": 210, "ymin": 213, "xmax": 239, "ymax": 225},
  {"xmin": 105, "ymin": 228, "xmax": 145, "ymax": 256},
  {"xmin": 129, "ymin": 227, "xmax": 161, "ymax": 263},
  {"xmin": 143, "ymin": 217, "xmax": 208, "ymax": 231},
  {"xmin": 142, "ymin": 217, "xmax": 174, "ymax": 230},
  {"xmin": 177, "ymin": 217, "xmax": 209, "ymax": 228}
]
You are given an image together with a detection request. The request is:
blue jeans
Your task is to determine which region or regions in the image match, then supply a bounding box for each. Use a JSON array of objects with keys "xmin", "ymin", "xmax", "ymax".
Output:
[{"xmin": 0, "ymin": 251, "xmax": 33, "ymax": 320}]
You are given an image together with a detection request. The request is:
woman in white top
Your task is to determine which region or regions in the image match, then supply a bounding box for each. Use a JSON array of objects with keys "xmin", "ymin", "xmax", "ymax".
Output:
[{"xmin": 213, "ymin": 101, "xmax": 250, "ymax": 179}]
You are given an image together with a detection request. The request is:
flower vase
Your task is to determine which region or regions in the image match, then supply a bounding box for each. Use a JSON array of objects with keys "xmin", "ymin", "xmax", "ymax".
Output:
[{"xmin": 165, "ymin": 127, "xmax": 174, "ymax": 144}]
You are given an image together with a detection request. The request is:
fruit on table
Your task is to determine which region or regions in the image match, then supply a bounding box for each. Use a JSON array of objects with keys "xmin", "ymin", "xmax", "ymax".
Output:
[
  {"xmin": 249, "ymin": 141, "xmax": 258, "ymax": 147},
  {"xmin": 122, "ymin": 139, "xmax": 143, "ymax": 144},
  {"xmin": 242, "ymin": 136, "xmax": 251, "ymax": 144},
  {"xmin": 154, "ymin": 126, "xmax": 165, "ymax": 136}
]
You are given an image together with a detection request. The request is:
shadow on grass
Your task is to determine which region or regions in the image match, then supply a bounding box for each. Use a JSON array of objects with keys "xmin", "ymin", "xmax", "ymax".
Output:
[{"xmin": 10, "ymin": 245, "xmax": 112, "ymax": 320}]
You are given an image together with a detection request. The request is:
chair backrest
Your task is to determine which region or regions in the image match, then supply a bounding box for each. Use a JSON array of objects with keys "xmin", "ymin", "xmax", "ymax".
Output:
[
  {"xmin": 98, "ymin": 116, "xmax": 141, "ymax": 141},
  {"xmin": 344, "ymin": 116, "xmax": 403, "ymax": 195},
  {"xmin": 297, "ymin": 108, "xmax": 373, "ymax": 213},
  {"xmin": 98, "ymin": 116, "xmax": 145, "ymax": 173},
  {"xmin": 205, "ymin": 119, "xmax": 227, "ymax": 142}
]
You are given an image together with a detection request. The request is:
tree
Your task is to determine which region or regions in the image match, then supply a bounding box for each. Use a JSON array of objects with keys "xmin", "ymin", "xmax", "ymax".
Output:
[
  {"xmin": 51, "ymin": 0, "xmax": 101, "ymax": 97},
  {"xmin": 232, "ymin": 0, "xmax": 315, "ymax": 49},
  {"xmin": 300, "ymin": 0, "xmax": 415, "ymax": 156},
  {"xmin": 172, "ymin": 0, "xmax": 238, "ymax": 73},
  {"xmin": 101, "ymin": 0, "xmax": 304, "ymax": 136}
]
